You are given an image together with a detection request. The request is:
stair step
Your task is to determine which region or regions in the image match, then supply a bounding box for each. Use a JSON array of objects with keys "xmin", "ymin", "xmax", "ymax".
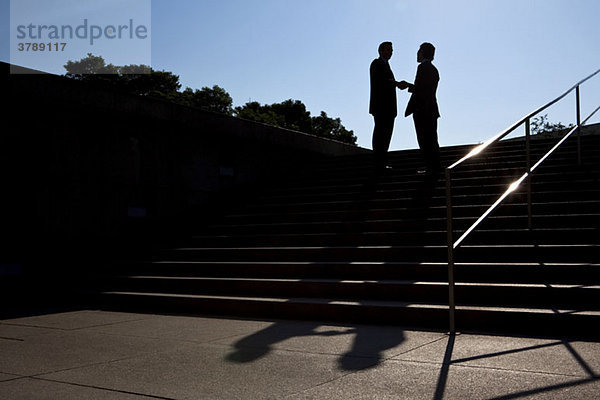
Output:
[
  {"xmin": 253, "ymin": 177, "xmax": 600, "ymax": 205},
  {"xmin": 107, "ymin": 261, "xmax": 600, "ymax": 284},
  {"xmin": 190, "ymin": 228, "xmax": 597, "ymax": 247},
  {"xmin": 107, "ymin": 276, "xmax": 600, "ymax": 309},
  {"xmin": 285, "ymin": 161, "xmax": 600, "ymax": 190},
  {"xmin": 98, "ymin": 291, "xmax": 600, "ymax": 337},
  {"xmin": 306, "ymin": 145, "xmax": 597, "ymax": 174},
  {"xmin": 236, "ymin": 189, "xmax": 600, "ymax": 215},
  {"xmin": 95, "ymin": 133, "xmax": 600, "ymax": 336},
  {"xmin": 220, "ymin": 201, "xmax": 600, "ymax": 224},
  {"xmin": 156, "ymin": 244, "xmax": 599, "ymax": 264},
  {"xmin": 207, "ymin": 214, "xmax": 599, "ymax": 235}
]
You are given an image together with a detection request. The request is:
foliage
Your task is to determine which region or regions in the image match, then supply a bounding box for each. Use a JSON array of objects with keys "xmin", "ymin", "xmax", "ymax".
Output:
[
  {"xmin": 311, "ymin": 111, "xmax": 357, "ymax": 145},
  {"xmin": 271, "ymin": 100, "xmax": 313, "ymax": 133},
  {"xmin": 65, "ymin": 54, "xmax": 234, "ymax": 114},
  {"xmin": 64, "ymin": 53, "xmax": 119, "ymax": 75},
  {"xmin": 234, "ymin": 100, "xmax": 357, "ymax": 145},
  {"xmin": 531, "ymin": 114, "xmax": 574, "ymax": 136},
  {"xmin": 64, "ymin": 54, "xmax": 356, "ymax": 144},
  {"xmin": 176, "ymin": 86, "xmax": 233, "ymax": 115},
  {"xmin": 234, "ymin": 101, "xmax": 282, "ymax": 126},
  {"xmin": 64, "ymin": 53, "xmax": 180, "ymax": 96}
]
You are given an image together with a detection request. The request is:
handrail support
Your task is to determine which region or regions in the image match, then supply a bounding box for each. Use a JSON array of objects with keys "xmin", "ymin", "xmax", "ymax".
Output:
[
  {"xmin": 445, "ymin": 168, "xmax": 456, "ymax": 334},
  {"xmin": 576, "ymin": 85, "xmax": 582, "ymax": 165},
  {"xmin": 525, "ymin": 118, "xmax": 532, "ymax": 230}
]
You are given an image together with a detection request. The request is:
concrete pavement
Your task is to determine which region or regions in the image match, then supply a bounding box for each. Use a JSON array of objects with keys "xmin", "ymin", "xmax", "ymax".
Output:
[{"xmin": 1, "ymin": 309, "xmax": 599, "ymax": 399}]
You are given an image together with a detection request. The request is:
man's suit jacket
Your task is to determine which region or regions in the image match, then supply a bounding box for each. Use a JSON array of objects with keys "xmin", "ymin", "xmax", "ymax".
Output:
[
  {"xmin": 369, "ymin": 57, "xmax": 397, "ymax": 118},
  {"xmin": 405, "ymin": 60, "xmax": 440, "ymax": 118}
]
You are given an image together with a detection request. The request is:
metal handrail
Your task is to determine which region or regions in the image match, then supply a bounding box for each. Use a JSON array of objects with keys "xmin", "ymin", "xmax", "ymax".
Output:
[
  {"xmin": 444, "ymin": 69, "xmax": 600, "ymax": 333},
  {"xmin": 448, "ymin": 69, "xmax": 600, "ymax": 171}
]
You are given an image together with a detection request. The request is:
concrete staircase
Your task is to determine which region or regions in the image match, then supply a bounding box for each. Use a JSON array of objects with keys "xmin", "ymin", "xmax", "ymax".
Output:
[{"xmin": 97, "ymin": 133, "xmax": 600, "ymax": 337}]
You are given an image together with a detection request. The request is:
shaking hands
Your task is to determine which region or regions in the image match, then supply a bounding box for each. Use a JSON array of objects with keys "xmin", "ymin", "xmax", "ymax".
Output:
[{"xmin": 396, "ymin": 80, "xmax": 410, "ymax": 90}]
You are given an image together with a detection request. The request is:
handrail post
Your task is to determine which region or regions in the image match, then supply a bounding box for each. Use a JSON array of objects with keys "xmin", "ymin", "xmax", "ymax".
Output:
[
  {"xmin": 445, "ymin": 168, "xmax": 456, "ymax": 334},
  {"xmin": 441, "ymin": 70, "xmax": 599, "ymax": 334},
  {"xmin": 576, "ymin": 85, "xmax": 582, "ymax": 165},
  {"xmin": 525, "ymin": 118, "xmax": 532, "ymax": 230}
]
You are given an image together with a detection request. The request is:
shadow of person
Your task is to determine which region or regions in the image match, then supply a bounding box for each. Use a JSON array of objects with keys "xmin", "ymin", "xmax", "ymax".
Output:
[
  {"xmin": 226, "ymin": 321, "xmax": 354, "ymax": 363},
  {"xmin": 338, "ymin": 324, "xmax": 406, "ymax": 371},
  {"xmin": 226, "ymin": 320, "xmax": 406, "ymax": 372}
]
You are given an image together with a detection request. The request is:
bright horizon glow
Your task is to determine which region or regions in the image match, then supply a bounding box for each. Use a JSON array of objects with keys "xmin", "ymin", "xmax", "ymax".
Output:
[{"xmin": 2, "ymin": 0, "xmax": 599, "ymax": 150}]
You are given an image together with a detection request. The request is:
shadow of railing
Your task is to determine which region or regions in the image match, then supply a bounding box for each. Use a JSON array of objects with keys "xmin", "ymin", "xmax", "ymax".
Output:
[{"xmin": 432, "ymin": 333, "xmax": 599, "ymax": 400}]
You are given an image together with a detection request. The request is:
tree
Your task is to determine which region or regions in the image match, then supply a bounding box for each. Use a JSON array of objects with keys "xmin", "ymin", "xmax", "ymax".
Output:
[
  {"xmin": 234, "ymin": 99, "xmax": 357, "ymax": 145},
  {"xmin": 64, "ymin": 55, "xmax": 356, "ymax": 138},
  {"xmin": 64, "ymin": 53, "xmax": 119, "ymax": 76},
  {"xmin": 311, "ymin": 111, "xmax": 356, "ymax": 144},
  {"xmin": 176, "ymin": 86, "xmax": 233, "ymax": 115},
  {"xmin": 124, "ymin": 71, "xmax": 181, "ymax": 96},
  {"xmin": 64, "ymin": 53, "xmax": 180, "ymax": 96},
  {"xmin": 63, "ymin": 54, "xmax": 239, "ymax": 115},
  {"xmin": 531, "ymin": 114, "xmax": 574, "ymax": 136},
  {"xmin": 271, "ymin": 100, "xmax": 312, "ymax": 133},
  {"xmin": 234, "ymin": 101, "xmax": 282, "ymax": 126}
]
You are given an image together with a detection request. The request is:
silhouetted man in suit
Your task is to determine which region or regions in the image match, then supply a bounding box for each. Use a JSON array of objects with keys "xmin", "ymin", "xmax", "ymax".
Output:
[
  {"xmin": 400, "ymin": 42, "xmax": 441, "ymax": 174},
  {"xmin": 370, "ymin": 41, "xmax": 402, "ymax": 169}
]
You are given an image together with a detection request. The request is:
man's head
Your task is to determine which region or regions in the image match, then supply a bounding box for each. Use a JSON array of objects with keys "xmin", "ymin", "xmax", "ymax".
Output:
[
  {"xmin": 417, "ymin": 42, "xmax": 435, "ymax": 62},
  {"xmin": 378, "ymin": 41, "xmax": 393, "ymax": 60}
]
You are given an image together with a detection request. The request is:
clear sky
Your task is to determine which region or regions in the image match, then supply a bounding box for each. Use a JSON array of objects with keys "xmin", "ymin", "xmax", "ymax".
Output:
[{"xmin": 2, "ymin": 0, "xmax": 600, "ymax": 150}]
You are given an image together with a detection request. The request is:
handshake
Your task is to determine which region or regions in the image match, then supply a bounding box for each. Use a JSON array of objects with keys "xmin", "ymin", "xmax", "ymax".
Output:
[{"xmin": 395, "ymin": 80, "xmax": 411, "ymax": 90}]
